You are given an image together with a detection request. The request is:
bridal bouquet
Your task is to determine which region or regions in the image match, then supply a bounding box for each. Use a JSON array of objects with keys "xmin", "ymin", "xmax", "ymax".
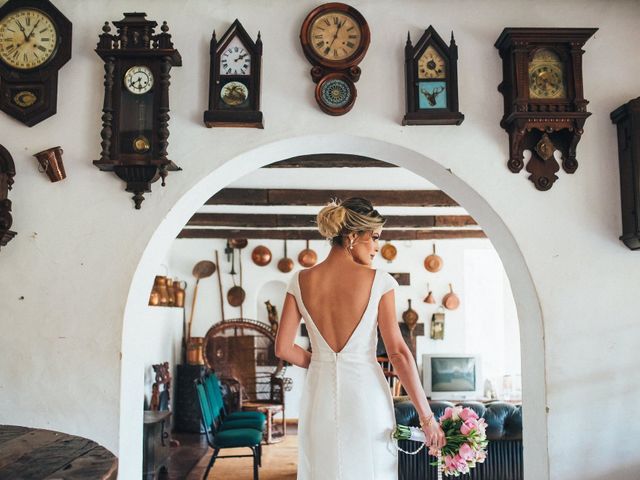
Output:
[{"xmin": 392, "ymin": 406, "xmax": 489, "ymax": 477}]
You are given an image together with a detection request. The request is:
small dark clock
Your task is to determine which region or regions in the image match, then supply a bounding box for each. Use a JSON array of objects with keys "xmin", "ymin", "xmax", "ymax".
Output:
[
  {"xmin": 0, "ymin": 0, "xmax": 71, "ymax": 126},
  {"xmin": 93, "ymin": 13, "xmax": 182, "ymax": 209},
  {"xmin": 300, "ymin": 2, "xmax": 370, "ymax": 115},
  {"xmin": 403, "ymin": 26, "xmax": 464, "ymax": 126},
  {"xmin": 204, "ymin": 19, "xmax": 263, "ymax": 128},
  {"xmin": 495, "ymin": 28, "xmax": 597, "ymax": 191}
]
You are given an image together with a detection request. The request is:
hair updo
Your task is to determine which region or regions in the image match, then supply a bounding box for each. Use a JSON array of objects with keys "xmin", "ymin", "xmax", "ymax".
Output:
[{"xmin": 316, "ymin": 197, "xmax": 386, "ymax": 245}]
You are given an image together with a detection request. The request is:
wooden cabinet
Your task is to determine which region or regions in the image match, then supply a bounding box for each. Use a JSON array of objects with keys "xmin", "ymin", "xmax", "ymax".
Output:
[{"xmin": 143, "ymin": 411, "xmax": 171, "ymax": 479}]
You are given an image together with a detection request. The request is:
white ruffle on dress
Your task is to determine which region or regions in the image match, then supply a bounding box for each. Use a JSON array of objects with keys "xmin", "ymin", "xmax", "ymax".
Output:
[{"xmin": 287, "ymin": 269, "xmax": 400, "ymax": 480}]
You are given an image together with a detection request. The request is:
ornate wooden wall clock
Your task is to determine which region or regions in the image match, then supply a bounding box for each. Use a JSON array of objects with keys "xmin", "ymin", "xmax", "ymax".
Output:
[
  {"xmin": 402, "ymin": 26, "xmax": 464, "ymax": 126},
  {"xmin": 93, "ymin": 13, "xmax": 182, "ymax": 209},
  {"xmin": 0, "ymin": 0, "xmax": 71, "ymax": 126},
  {"xmin": 611, "ymin": 97, "xmax": 640, "ymax": 250},
  {"xmin": 0, "ymin": 144, "xmax": 17, "ymax": 249},
  {"xmin": 300, "ymin": 2, "xmax": 370, "ymax": 115},
  {"xmin": 495, "ymin": 28, "xmax": 597, "ymax": 191},
  {"xmin": 204, "ymin": 20, "xmax": 263, "ymax": 128}
]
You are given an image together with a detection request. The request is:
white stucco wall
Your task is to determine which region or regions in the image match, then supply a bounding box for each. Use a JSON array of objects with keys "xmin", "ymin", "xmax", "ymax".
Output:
[{"xmin": 1, "ymin": 1, "xmax": 639, "ymax": 479}]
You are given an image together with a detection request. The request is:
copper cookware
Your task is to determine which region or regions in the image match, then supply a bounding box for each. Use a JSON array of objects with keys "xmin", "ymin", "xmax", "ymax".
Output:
[
  {"xmin": 252, "ymin": 245, "xmax": 272, "ymax": 266},
  {"xmin": 227, "ymin": 248, "xmax": 246, "ymax": 307},
  {"xmin": 277, "ymin": 239, "xmax": 294, "ymax": 273},
  {"xmin": 380, "ymin": 241, "xmax": 397, "ymax": 263},
  {"xmin": 423, "ymin": 283, "xmax": 436, "ymax": 304},
  {"xmin": 442, "ymin": 283, "xmax": 460, "ymax": 310},
  {"xmin": 188, "ymin": 260, "xmax": 217, "ymax": 340},
  {"xmin": 298, "ymin": 239, "xmax": 318, "ymax": 268},
  {"xmin": 424, "ymin": 244, "xmax": 443, "ymax": 272},
  {"xmin": 229, "ymin": 238, "xmax": 248, "ymax": 249},
  {"xmin": 402, "ymin": 299, "xmax": 419, "ymax": 328}
]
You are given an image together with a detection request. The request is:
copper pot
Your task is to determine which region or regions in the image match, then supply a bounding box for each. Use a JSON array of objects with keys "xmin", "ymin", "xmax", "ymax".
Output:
[
  {"xmin": 153, "ymin": 275, "xmax": 170, "ymax": 306},
  {"xmin": 402, "ymin": 299, "xmax": 419, "ymax": 329},
  {"xmin": 298, "ymin": 240, "xmax": 318, "ymax": 268},
  {"xmin": 229, "ymin": 238, "xmax": 248, "ymax": 249},
  {"xmin": 380, "ymin": 241, "xmax": 397, "ymax": 262},
  {"xmin": 186, "ymin": 337, "xmax": 204, "ymax": 365},
  {"xmin": 277, "ymin": 239, "xmax": 294, "ymax": 273},
  {"xmin": 442, "ymin": 283, "xmax": 460, "ymax": 310},
  {"xmin": 424, "ymin": 244, "xmax": 443, "ymax": 272},
  {"xmin": 252, "ymin": 245, "xmax": 272, "ymax": 266},
  {"xmin": 227, "ymin": 285, "xmax": 246, "ymax": 306},
  {"xmin": 34, "ymin": 146, "xmax": 66, "ymax": 182},
  {"xmin": 174, "ymin": 280, "xmax": 186, "ymax": 308}
]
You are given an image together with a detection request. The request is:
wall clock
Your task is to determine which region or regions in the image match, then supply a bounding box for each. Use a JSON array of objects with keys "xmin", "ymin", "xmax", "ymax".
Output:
[
  {"xmin": 402, "ymin": 26, "xmax": 463, "ymax": 126},
  {"xmin": 495, "ymin": 28, "xmax": 597, "ymax": 191},
  {"xmin": 299, "ymin": 2, "xmax": 370, "ymax": 115},
  {"xmin": 611, "ymin": 97, "xmax": 640, "ymax": 250},
  {"xmin": 0, "ymin": 144, "xmax": 16, "ymax": 249},
  {"xmin": 204, "ymin": 19, "xmax": 263, "ymax": 128},
  {"xmin": 93, "ymin": 13, "xmax": 182, "ymax": 210},
  {"xmin": 0, "ymin": 0, "xmax": 71, "ymax": 126}
]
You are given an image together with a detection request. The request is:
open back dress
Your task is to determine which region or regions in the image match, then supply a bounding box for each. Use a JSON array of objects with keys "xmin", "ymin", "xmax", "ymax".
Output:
[{"xmin": 287, "ymin": 268, "xmax": 400, "ymax": 480}]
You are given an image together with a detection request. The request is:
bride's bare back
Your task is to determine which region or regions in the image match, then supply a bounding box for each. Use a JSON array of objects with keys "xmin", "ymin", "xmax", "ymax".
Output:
[{"xmin": 298, "ymin": 263, "xmax": 377, "ymax": 354}]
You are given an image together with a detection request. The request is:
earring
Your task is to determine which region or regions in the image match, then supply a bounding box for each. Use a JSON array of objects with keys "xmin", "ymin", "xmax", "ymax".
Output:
[{"xmin": 349, "ymin": 239, "xmax": 354, "ymax": 249}]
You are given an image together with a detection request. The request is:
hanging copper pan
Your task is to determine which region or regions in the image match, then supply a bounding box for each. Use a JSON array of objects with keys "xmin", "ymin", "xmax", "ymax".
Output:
[
  {"xmin": 252, "ymin": 245, "xmax": 272, "ymax": 266},
  {"xmin": 277, "ymin": 239, "xmax": 294, "ymax": 273},
  {"xmin": 442, "ymin": 283, "xmax": 460, "ymax": 310},
  {"xmin": 298, "ymin": 239, "xmax": 318, "ymax": 268},
  {"xmin": 187, "ymin": 260, "xmax": 217, "ymax": 341},
  {"xmin": 424, "ymin": 244, "xmax": 443, "ymax": 272},
  {"xmin": 227, "ymin": 248, "xmax": 246, "ymax": 307},
  {"xmin": 229, "ymin": 238, "xmax": 248, "ymax": 249},
  {"xmin": 380, "ymin": 241, "xmax": 397, "ymax": 263}
]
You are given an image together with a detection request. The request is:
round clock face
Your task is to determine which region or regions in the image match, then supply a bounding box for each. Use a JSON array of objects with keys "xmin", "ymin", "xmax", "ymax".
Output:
[
  {"xmin": 0, "ymin": 8, "xmax": 58, "ymax": 70},
  {"xmin": 220, "ymin": 37, "xmax": 251, "ymax": 75},
  {"xmin": 528, "ymin": 49, "xmax": 566, "ymax": 99},
  {"xmin": 220, "ymin": 81, "xmax": 249, "ymax": 106},
  {"xmin": 418, "ymin": 46, "xmax": 446, "ymax": 79},
  {"xmin": 309, "ymin": 11, "xmax": 363, "ymax": 62},
  {"xmin": 320, "ymin": 77, "xmax": 351, "ymax": 108},
  {"xmin": 124, "ymin": 66, "xmax": 154, "ymax": 95}
]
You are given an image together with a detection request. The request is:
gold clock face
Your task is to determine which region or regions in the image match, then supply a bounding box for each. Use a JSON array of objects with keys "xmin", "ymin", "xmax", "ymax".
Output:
[
  {"xmin": 309, "ymin": 11, "xmax": 362, "ymax": 62},
  {"xmin": 0, "ymin": 9, "xmax": 58, "ymax": 70},
  {"xmin": 418, "ymin": 46, "xmax": 446, "ymax": 79},
  {"xmin": 528, "ymin": 48, "xmax": 566, "ymax": 99}
]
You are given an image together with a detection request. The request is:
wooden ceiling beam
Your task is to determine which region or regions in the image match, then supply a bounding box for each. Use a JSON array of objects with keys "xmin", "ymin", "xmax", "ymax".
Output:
[
  {"xmin": 187, "ymin": 213, "xmax": 476, "ymax": 228},
  {"xmin": 206, "ymin": 188, "xmax": 458, "ymax": 207},
  {"xmin": 177, "ymin": 229, "xmax": 486, "ymax": 240},
  {"xmin": 262, "ymin": 154, "xmax": 396, "ymax": 168}
]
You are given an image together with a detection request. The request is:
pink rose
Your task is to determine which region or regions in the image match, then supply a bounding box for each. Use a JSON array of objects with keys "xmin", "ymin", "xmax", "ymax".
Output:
[
  {"xmin": 459, "ymin": 407, "xmax": 478, "ymax": 421},
  {"xmin": 460, "ymin": 419, "xmax": 478, "ymax": 435},
  {"xmin": 441, "ymin": 407, "xmax": 454, "ymax": 420},
  {"xmin": 459, "ymin": 443, "xmax": 475, "ymax": 461}
]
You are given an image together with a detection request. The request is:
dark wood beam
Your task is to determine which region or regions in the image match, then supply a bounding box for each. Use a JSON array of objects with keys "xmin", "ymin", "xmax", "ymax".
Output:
[
  {"xmin": 177, "ymin": 229, "xmax": 486, "ymax": 240},
  {"xmin": 187, "ymin": 213, "xmax": 476, "ymax": 228},
  {"xmin": 263, "ymin": 154, "xmax": 396, "ymax": 168},
  {"xmin": 206, "ymin": 188, "xmax": 458, "ymax": 207}
]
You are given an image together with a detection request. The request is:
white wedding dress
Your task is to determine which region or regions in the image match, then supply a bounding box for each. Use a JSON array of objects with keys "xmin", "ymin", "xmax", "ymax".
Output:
[{"xmin": 287, "ymin": 269, "xmax": 400, "ymax": 480}]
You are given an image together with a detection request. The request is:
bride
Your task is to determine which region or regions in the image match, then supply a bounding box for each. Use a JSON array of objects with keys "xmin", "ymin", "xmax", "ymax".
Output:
[{"xmin": 275, "ymin": 197, "xmax": 446, "ymax": 479}]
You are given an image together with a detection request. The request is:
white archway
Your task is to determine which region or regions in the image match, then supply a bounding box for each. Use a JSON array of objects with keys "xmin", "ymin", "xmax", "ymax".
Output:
[{"xmin": 119, "ymin": 134, "xmax": 548, "ymax": 479}]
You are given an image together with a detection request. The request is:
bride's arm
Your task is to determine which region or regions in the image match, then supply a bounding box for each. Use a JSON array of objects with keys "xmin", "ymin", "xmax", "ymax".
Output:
[
  {"xmin": 377, "ymin": 289, "xmax": 434, "ymax": 422},
  {"xmin": 275, "ymin": 293, "xmax": 312, "ymax": 369}
]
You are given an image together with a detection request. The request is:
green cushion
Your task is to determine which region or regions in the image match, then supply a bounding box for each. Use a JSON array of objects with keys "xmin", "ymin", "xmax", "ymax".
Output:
[
  {"xmin": 218, "ymin": 418, "xmax": 264, "ymax": 431},
  {"xmin": 213, "ymin": 428, "xmax": 262, "ymax": 448},
  {"xmin": 226, "ymin": 411, "xmax": 267, "ymax": 422}
]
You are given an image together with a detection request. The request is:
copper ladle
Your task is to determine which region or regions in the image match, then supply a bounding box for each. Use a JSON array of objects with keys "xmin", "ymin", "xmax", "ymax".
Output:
[{"xmin": 188, "ymin": 260, "xmax": 217, "ymax": 341}]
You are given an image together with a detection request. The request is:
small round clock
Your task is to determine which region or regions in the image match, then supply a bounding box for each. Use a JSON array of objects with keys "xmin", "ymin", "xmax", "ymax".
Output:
[
  {"xmin": 124, "ymin": 65, "xmax": 154, "ymax": 95},
  {"xmin": 300, "ymin": 2, "xmax": 370, "ymax": 68},
  {"xmin": 0, "ymin": 8, "xmax": 58, "ymax": 70},
  {"xmin": 220, "ymin": 36, "xmax": 251, "ymax": 76},
  {"xmin": 315, "ymin": 73, "xmax": 356, "ymax": 115}
]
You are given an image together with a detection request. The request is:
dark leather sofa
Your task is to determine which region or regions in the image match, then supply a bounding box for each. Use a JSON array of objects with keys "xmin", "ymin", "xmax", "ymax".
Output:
[{"xmin": 394, "ymin": 399, "xmax": 523, "ymax": 480}]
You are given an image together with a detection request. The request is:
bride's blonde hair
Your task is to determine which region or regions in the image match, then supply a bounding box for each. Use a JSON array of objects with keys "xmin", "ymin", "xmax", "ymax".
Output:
[{"xmin": 316, "ymin": 197, "xmax": 386, "ymax": 245}]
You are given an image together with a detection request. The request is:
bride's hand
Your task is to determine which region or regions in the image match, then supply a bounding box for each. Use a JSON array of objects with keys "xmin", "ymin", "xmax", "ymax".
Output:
[{"xmin": 421, "ymin": 417, "xmax": 447, "ymax": 449}]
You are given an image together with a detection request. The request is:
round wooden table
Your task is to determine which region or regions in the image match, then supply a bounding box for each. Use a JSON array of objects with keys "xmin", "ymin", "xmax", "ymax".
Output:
[{"xmin": 0, "ymin": 425, "xmax": 118, "ymax": 479}]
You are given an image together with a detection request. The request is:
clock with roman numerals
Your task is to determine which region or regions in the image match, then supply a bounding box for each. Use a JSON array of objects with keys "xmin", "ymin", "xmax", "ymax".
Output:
[
  {"xmin": 204, "ymin": 19, "xmax": 263, "ymax": 128},
  {"xmin": 300, "ymin": 3, "xmax": 370, "ymax": 115},
  {"xmin": 0, "ymin": 0, "xmax": 71, "ymax": 126}
]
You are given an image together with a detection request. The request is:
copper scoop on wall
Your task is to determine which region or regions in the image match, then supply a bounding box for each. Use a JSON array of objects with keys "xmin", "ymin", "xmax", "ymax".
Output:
[
  {"xmin": 277, "ymin": 239, "xmax": 294, "ymax": 273},
  {"xmin": 423, "ymin": 283, "xmax": 436, "ymax": 304}
]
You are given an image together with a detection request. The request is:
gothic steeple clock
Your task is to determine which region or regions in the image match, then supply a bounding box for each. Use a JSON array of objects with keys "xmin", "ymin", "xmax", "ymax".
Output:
[{"xmin": 93, "ymin": 12, "xmax": 182, "ymax": 209}]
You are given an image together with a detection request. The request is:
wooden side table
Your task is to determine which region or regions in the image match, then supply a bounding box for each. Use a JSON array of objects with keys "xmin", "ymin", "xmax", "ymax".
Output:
[
  {"xmin": 241, "ymin": 402, "xmax": 286, "ymax": 444},
  {"xmin": 143, "ymin": 411, "xmax": 171, "ymax": 479}
]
